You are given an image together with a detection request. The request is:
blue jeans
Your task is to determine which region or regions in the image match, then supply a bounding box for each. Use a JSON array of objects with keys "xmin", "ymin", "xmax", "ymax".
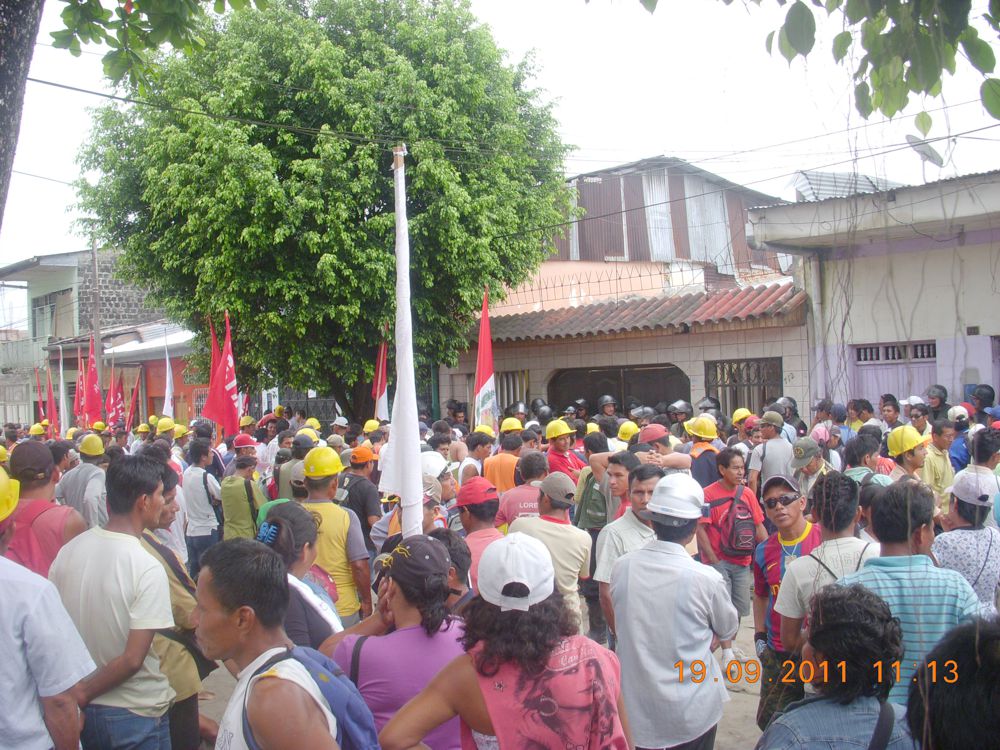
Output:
[
  {"xmin": 82, "ymin": 705, "xmax": 170, "ymax": 750},
  {"xmin": 186, "ymin": 529, "xmax": 220, "ymax": 580}
]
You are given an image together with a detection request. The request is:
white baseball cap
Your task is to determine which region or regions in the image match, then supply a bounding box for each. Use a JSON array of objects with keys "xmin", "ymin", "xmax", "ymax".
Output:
[
  {"xmin": 947, "ymin": 405, "xmax": 970, "ymax": 422},
  {"xmin": 477, "ymin": 533, "xmax": 555, "ymax": 612},
  {"xmin": 639, "ymin": 473, "xmax": 705, "ymax": 522},
  {"xmin": 420, "ymin": 451, "xmax": 457, "ymax": 478},
  {"xmin": 332, "ymin": 416, "xmax": 349, "ymax": 428},
  {"xmin": 946, "ymin": 471, "xmax": 1000, "ymax": 507}
]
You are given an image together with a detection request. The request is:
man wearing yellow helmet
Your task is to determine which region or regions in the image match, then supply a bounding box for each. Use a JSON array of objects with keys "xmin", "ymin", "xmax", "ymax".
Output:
[
  {"xmin": 56, "ymin": 433, "xmax": 109, "ymax": 528},
  {"xmin": 0, "ymin": 465, "xmax": 95, "ymax": 750},
  {"xmin": 685, "ymin": 416, "xmax": 721, "ymax": 488},
  {"xmin": 545, "ymin": 419, "xmax": 587, "ymax": 482},
  {"xmin": 301, "ymin": 447, "xmax": 371, "ymax": 626}
]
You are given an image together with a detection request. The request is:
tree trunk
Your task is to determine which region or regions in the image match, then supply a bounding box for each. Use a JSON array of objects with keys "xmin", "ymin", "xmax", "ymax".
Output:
[{"xmin": 0, "ymin": 0, "xmax": 45, "ymax": 236}]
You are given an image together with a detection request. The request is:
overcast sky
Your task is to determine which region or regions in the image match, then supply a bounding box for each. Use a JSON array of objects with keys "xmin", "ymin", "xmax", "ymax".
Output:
[{"xmin": 2, "ymin": 0, "xmax": 998, "ymax": 327}]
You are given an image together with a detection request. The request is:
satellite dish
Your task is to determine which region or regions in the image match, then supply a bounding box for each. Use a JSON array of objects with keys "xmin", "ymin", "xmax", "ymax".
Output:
[{"xmin": 905, "ymin": 135, "xmax": 944, "ymax": 168}]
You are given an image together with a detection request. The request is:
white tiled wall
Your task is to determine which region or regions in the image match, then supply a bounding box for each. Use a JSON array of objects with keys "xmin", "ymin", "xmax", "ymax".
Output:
[{"xmin": 439, "ymin": 323, "xmax": 811, "ymax": 408}]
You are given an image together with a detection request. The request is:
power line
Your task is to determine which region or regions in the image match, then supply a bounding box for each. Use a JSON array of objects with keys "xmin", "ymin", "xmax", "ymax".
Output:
[{"xmin": 11, "ymin": 169, "xmax": 76, "ymax": 186}]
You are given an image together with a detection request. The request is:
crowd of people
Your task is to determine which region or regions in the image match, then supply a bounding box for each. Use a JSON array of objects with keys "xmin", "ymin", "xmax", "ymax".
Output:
[{"xmin": 1, "ymin": 383, "xmax": 999, "ymax": 750}]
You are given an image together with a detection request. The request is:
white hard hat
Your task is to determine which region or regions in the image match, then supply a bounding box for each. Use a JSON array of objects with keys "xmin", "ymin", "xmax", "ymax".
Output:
[{"xmin": 640, "ymin": 473, "xmax": 705, "ymax": 522}]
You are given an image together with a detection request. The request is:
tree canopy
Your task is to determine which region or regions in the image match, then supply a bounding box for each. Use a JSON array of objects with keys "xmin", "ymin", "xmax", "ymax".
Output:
[
  {"xmin": 77, "ymin": 0, "xmax": 571, "ymax": 415},
  {"xmin": 640, "ymin": 0, "xmax": 1000, "ymax": 134}
]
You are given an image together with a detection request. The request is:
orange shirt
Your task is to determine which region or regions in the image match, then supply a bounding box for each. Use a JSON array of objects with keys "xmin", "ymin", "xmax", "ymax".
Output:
[{"xmin": 483, "ymin": 452, "xmax": 518, "ymax": 494}]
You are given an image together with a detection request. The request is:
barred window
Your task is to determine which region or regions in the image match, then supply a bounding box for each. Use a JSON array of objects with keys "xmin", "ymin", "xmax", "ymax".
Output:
[{"xmin": 704, "ymin": 357, "xmax": 783, "ymax": 416}]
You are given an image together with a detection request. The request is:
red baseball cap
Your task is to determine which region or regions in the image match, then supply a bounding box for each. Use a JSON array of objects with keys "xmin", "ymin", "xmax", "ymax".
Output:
[
  {"xmin": 455, "ymin": 476, "xmax": 499, "ymax": 508},
  {"xmin": 744, "ymin": 415, "xmax": 761, "ymax": 430},
  {"xmin": 638, "ymin": 424, "xmax": 669, "ymax": 444},
  {"xmin": 233, "ymin": 434, "xmax": 259, "ymax": 448}
]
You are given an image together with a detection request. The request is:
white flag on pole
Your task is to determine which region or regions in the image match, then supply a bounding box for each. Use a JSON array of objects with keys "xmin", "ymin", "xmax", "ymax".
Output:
[
  {"xmin": 378, "ymin": 145, "xmax": 423, "ymax": 539},
  {"xmin": 162, "ymin": 336, "xmax": 174, "ymax": 418}
]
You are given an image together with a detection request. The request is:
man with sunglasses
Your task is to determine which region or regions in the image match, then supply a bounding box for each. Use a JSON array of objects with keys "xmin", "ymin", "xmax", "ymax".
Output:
[{"xmin": 752, "ymin": 475, "xmax": 821, "ymax": 731}]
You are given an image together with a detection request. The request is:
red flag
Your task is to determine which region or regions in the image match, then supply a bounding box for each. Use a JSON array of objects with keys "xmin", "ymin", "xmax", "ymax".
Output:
[
  {"xmin": 106, "ymin": 373, "xmax": 126, "ymax": 426},
  {"xmin": 73, "ymin": 346, "xmax": 84, "ymax": 425},
  {"xmin": 104, "ymin": 361, "xmax": 116, "ymax": 422},
  {"xmin": 84, "ymin": 336, "xmax": 103, "ymax": 427},
  {"xmin": 34, "ymin": 367, "xmax": 45, "ymax": 423},
  {"xmin": 372, "ymin": 339, "xmax": 389, "ymax": 420},
  {"xmin": 202, "ymin": 311, "xmax": 240, "ymax": 435},
  {"xmin": 472, "ymin": 288, "xmax": 498, "ymax": 434},
  {"xmin": 125, "ymin": 369, "xmax": 141, "ymax": 432},
  {"xmin": 46, "ymin": 367, "xmax": 59, "ymax": 438}
]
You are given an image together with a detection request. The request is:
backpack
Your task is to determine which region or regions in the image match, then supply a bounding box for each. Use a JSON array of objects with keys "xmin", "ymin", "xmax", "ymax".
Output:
[
  {"xmin": 708, "ymin": 485, "xmax": 756, "ymax": 556},
  {"xmin": 574, "ymin": 471, "xmax": 609, "ymax": 530},
  {"xmin": 241, "ymin": 646, "xmax": 380, "ymax": 750}
]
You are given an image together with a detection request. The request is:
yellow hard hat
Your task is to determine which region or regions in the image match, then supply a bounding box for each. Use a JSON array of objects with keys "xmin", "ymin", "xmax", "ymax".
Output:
[
  {"xmin": 41, "ymin": 419, "xmax": 50, "ymax": 427},
  {"xmin": 65, "ymin": 427, "xmax": 78, "ymax": 440},
  {"xmin": 156, "ymin": 417, "xmax": 176, "ymax": 434},
  {"xmin": 239, "ymin": 415, "xmax": 256, "ymax": 428},
  {"xmin": 500, "ymin": 417, "xmax": 523, "ymax": 433},
  {"xmin": 79, "ymin": 434, "xmax": 105, "ymax": 457},
  {"xmin": 684, "ymin": 415, "xmax": 719, "ymax": 441},
  {"xmin": 0, "ymin": 467, "xmax": 20, "ymax": 524},
  {"xmin": 474, "ymin": 424, "xmax": 496, "ymax": 439},
  {"xmin": 302, "ymin": 446, "xmax": 344, "ymax": 478},
  {"xmin": 296, "ymin": 427, "xmax": 319, "ymax": 442},
  {"xmin": 92, "ymin": 421, "xmax": 107, "ymax": 432},
  {"xmin": 887, "ymin": 425, "xmax": 930, "ymax": 457},
  {"xmin": 0, "ymin": 445, "xmax": 8, "ymax": 463},
  {"xmin": 586, "ymin": 422, "xmax": 600, "ymax": 434},
  {"xmin": 305, "ymin": 417, "xmax": 321, "ymax": 431},
  {"xmin": 29, "ymin": 424, "xmax": 45, "ymax": 436},
  {"xmin": 617, "ymin": 420, "xmax": 640, "ymax": 442},
  {"xmin": 363, "ymin": 419, "xmax": 381, "ymax": 433},
  {"xmin": 136, "ymin": 424, "xmax": 150, "ymax": 434},
  {"xmin": 732, "ymin": 408, "xmax": 752, "ymax": 424},
  {"xmin": 545, "ymin": 419, "xmax": 575, "ymax": 441},
  {"xmin": 149, "ymin": 415, "xmax": 159, "ymax": 426},
  {"xmin": 174, "ymin": 425, "xmax": 190, "ymax": 439},
  {"xmin": 274, "ymin": 405, "xmax": 285, "ymax": 418}
]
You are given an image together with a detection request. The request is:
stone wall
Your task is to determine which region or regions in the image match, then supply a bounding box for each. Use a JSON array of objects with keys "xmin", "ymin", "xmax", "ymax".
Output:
[{"xmin": 77, "ymin": 250, "xmax": 162, "ymax": 331}]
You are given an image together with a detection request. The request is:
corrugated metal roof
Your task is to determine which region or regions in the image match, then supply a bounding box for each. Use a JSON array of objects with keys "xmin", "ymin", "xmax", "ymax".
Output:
[
  {"xmin": 793, "ymin": 171, "xmax": 904, "ymax": 201},
  {"xmin": 488, "ymin": 282, "xmax": 806, "ymax": 342}
]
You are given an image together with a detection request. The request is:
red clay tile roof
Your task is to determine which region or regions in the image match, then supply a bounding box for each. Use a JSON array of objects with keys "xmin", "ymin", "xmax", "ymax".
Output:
[{"xmin": 489, "ymin": 282, "xmax": 806, "ymax": 342}]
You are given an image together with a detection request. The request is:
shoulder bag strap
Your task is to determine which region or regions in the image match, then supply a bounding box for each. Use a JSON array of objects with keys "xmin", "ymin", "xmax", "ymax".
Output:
[
  {"xmin": 244, "ymin": 478, "xmax": 258, "ymax": 530},
  {"xmin": 856, "ymin": 543, "xmax": 871, "ymax": 572},
  {"xmin": 349, "ymin": 635, "xmax": 369, "ymax": 685},
  {"xmin": 970, "ymin": 530, "xmax": 995, "ymax": 588},
  {"xmin": 867, "ymin": 701, "xmax": 895, "ymax": 750},
  {"xmin": 807, "ymin": 552, "xmax": 839, "ymax": 580}
]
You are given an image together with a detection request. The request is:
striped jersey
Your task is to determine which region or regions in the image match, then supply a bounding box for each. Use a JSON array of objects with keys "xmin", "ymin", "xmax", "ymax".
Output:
[
  {"xmin": 839, "ymin": 555, "xmax": 982, "ymax": 704},
  {"xmin": 752, "ymin": 522, "xmax": 822, "ymax": 653}
]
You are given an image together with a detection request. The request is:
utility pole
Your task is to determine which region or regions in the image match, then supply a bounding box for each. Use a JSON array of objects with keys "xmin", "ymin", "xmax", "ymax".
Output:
[{"xmin": 91, "ymin": 234, "xmax": 101, "ymax": 391}]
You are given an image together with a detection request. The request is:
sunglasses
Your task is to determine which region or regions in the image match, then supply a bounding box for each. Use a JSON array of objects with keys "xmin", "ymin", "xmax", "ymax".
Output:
[{"xmin": 764, "ymin": 493, "xmax": 800, "ymax": 510}]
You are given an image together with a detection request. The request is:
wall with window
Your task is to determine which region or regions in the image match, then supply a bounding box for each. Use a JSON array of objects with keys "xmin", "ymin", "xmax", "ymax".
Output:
[
  {"xmin": 813, "ymin": 239, "xmax": 1000, "ymax": 403},
  {"xmin": 439, "ymin": 322, "xmax": 809, "ymax": 419}
]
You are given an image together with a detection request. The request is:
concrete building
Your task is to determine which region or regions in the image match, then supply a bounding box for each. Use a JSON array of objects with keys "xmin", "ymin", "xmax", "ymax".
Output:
[
  {"xmin": 438, "ymin": 157, "xmax": 810, "ymax": 418},
  {"xmin": 749, "ymin": 169, "xmax": 1000, "ymax": 406},
  {"xmin": 0, "ymin": 249, "xmax": 159, "ymax": 425}
]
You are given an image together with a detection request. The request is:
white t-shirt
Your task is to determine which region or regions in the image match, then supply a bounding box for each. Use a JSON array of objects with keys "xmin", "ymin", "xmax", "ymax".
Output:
[
  {"xmin": 593, "ymin": 509, "xmax": 655, "ymax": 584},
  {"xmin": 215, "ymin": 647, "xmax": 338, "ymax": 750},
  {"xmin": 774, "ymin": 536, "xmax": 880, "ymax": 620},
  {"xmin": 0, "ymin": 557, "xmax": 95, "ymax": 750},
  {"xmin": 49, "ymin": 527, "xmax": 175, "ymax": 716},
  {"xmin": 183, "ymin": 465, "xmax": 221, "ymax": 537}
]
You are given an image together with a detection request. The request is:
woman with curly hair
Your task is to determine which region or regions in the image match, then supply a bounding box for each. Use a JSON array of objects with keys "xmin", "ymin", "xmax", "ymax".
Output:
[
  {"xmin": 756, "ymin": 583, "xmax": 914, "ymax": 749},
  {"xmin": 380, "ymin": 533, "xmax": 631, "ymax": 750}
]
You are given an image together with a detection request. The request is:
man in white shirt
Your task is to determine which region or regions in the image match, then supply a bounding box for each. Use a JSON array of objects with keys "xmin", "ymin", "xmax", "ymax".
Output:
[
  {"xmin": 182, "ymin": 438, "xmax": 222, "ymax": 579},
  {"xmin": 0, "ymin": 467, "xmax": 95, "ymax": 750},
  {"xmin": 775, "ymin": 471, "xmax": 880, "ymax": 652},
  {"xmin": 611, "ymin": 473, "xmax": 739, "ymax": 750},
  {"xmin": 195, "ymin": 538, "xmax": 341, "ymax": 750},
  {"xmin": 747, "ymin": 411, "xmax": 793, "ymax": 496},
  {"xmin": 594, "ymin": 464, "xmax": 662, "ymax": 648},
  {"xmin": 49, "ymin": 455, "xmax": 175, "ymax": 749}
]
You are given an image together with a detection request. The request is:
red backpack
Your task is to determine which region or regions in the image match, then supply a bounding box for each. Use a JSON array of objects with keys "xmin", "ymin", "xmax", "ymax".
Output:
[{"xmin": 708, "ymin": 485, "xmax": 756, "ymax": 556}]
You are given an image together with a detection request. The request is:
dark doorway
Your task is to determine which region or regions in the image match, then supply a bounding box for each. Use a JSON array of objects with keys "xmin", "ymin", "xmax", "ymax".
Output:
[{"xmin": 547, "ymin": 364, "xmax": 691, "ymax": 413}]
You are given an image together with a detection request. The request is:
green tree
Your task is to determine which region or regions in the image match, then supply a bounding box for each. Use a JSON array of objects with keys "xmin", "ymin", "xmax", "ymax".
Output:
[
  {"xmin": 639, "ymin": 0, "xmax": 1000, "ymax": 133},
  {"xmin": 0, "ymin": 0, "xmax": 261, "ymax": 237},
  {"xmin": 77, "ymin": 0, "xmax": 571, "ymax": 416}
]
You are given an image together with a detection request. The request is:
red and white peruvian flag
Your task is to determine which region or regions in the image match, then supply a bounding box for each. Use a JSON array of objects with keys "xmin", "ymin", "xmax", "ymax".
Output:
[
  {"xmin": 473, "ymin": 289, "xmax": 499, "ymax": 435},
  {"xmin": 372, "ymin": 339, "xmax": 389, "ymax": 421}
]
